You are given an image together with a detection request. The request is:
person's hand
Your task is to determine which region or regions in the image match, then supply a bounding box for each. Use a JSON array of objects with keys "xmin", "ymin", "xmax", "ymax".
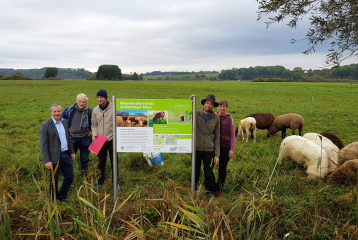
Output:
[
  {"xmin": 71, "ymin": 154, "xmax": 76, "ymax": 160},
  {"xmin": 214, "ymin": 157, "xmax": 219, "ymax": 165},
  {"xmin": 189, "ymin": 95, "xmax": 196, "ymax": 100},
  {"xmin": 88, "ymin": 131, "xmax": 92, "ymax": 137},
  {"xmin": 45, "ymin": 162, "xmax": 53, "ymax": 169},
  {"xmin": 229, "ymin": 150, "xmax": 234, "ymax": 159},
  {"xmin": 92, "ymin": 136, "xmax": 96, "ymax": 142}
]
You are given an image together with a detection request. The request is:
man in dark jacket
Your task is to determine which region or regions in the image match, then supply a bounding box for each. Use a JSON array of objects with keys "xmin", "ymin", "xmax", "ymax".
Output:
[
  {"xmin": 62, "ymin": 93, "xmax": 93, "ymax": 171},
  {"xmin": 40, "ymin": 103, "xmax": 76, "ymax": 201},
  {"xmin": 190, "ymin": 94, "xmax": 220, "ymax": 195}
]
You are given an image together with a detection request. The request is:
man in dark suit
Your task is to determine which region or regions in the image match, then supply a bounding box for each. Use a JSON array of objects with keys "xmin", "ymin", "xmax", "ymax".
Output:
[{"xmin": 40, "ymin": 103, "xmax": 76, "ymax": 201}]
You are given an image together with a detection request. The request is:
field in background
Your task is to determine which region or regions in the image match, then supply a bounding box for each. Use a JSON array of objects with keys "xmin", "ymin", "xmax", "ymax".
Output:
[
  {"xmin": 1, "ymin": 80, "xmax": 358, "ymax": 239},
  {"xmin": 143, "ymin": 73, "xmax": 219, "ymax": 81}
]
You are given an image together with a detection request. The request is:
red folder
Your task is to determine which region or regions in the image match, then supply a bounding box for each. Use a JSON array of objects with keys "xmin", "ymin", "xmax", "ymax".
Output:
[{"xmin": 88, "ymin": 134, "xmax": 107, "ymax": 155}]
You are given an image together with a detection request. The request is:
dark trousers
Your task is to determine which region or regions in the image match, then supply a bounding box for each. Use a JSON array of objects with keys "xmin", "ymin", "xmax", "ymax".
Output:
[
  {"xmin": 97, "ymin": 140, "xmax": 119, "ymax": 185},
  {"xmin": 195, "ymin": 150, "xmax": 216, "ymax": 192},
  {"xmin": 49, "ymin": 152, "xmax": 74, "ymax": 201},
  {"xmin": 71, "ymin": 136, "xmax": 92, "ymax": 171},
  {"xmin": 217, "ymin": 147, "xmax": 230, "ymax": 192}
]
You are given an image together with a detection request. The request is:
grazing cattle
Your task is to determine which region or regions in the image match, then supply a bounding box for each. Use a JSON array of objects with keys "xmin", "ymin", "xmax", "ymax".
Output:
[
  {"xmin": 142, "ymin": 120, "xmax": 148, "ymax": 126},
  {"xmin": 133, "ymin": 119, "xmax": 140, "ymax": 126},
  {"xmin": 180, "ymin": 115, "xmax": 185, "ymax": 122},
  {"xmin": 124, "ymin": 117, "xmax": 135, "ymax": 127},
  {"xmin": 153, "ymin": 111, "xmax": 165, "ymax": 121},
  {"xmin": 123, "ymin": 116, "xmax": 128, "ymax": 121},
  {"xmin": 116, "ymin": 116, "xmax": 124, "ymax": 126}
]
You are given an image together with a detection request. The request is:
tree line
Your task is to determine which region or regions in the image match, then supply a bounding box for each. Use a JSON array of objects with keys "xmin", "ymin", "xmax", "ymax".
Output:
[
  {"xmin": 0, "ymin": 65, "xmax": 144, "ymax": 81},
  {"xmin": 0, "ymin": 67, "xmax": 94, "ymax": 79},
  {"xmin": 218, "ymin": 64, "xmax": 358, "ymax": 81},
  {"xmin": 1, "ymin": 64, "xmax": 358, "ymax": 81}
]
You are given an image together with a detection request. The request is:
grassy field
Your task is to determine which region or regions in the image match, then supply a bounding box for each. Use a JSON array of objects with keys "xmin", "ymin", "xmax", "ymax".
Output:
[{"xmin": 1, "ymin": 80, "xmax": 358, "ymax": 239}]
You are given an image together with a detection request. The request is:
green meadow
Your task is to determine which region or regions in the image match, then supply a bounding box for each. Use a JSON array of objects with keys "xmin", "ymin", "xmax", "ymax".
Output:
[{"xmin": 1, "ymin": 80, "xmax": 358, "ymax": 239}]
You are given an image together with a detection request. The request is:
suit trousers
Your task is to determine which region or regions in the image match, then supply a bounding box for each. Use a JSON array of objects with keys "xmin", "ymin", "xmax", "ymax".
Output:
[
  {"xmin": 49, "ymin": 152, "xmax": 74, "ymax": 201},
  {"xmin": 195, "ymin": 150, "xmax": 216, "ymax": 192}
]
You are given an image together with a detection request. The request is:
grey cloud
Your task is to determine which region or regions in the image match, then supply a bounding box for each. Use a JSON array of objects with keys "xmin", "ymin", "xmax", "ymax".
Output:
[{"xmin": 0, "ymin": 0, "xmax": 336, "ymax": 72}]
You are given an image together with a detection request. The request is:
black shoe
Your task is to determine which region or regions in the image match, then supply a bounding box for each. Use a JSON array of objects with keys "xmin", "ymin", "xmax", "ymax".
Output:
[
  {"xmin": 56, "ymin": 198, "xmax": 68, "ymax": 203},
  {"xmin": 94, "ymin": 182, "xmax": 103, "ymax": 188},
  {"xmin": 214, "ymin": 191, "xmax": 222, "ymax": 197}
]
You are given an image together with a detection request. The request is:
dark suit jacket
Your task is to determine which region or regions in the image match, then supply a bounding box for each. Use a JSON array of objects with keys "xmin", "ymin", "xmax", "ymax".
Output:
[{"xmin": 40, "ymin": 118, "xmax": 75, "ymax": 164}]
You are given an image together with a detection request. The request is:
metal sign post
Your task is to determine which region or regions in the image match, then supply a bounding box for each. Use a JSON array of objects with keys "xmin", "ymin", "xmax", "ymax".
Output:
[
  {"xmin": 112, "ymin": 95, "xmax": 118, "ymax": 200},
  {"xmin": 191, "ymin": 96, "xmax": 197, "ymax": 193}
]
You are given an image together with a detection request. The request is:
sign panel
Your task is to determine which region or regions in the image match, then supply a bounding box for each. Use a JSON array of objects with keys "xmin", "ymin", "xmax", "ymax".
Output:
[{"xmin": 116, "ymin": 99, "xmax": 192, "ymax": 153}]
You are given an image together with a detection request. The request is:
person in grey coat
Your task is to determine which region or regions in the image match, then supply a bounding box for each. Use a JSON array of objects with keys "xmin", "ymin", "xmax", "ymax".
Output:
[
  {"xmin": 61, "ymin": 93, "xmax": 93, "ymax": 171},
  {"xmin": 40, "ymin": 103, "xmax": 76, "ymax": 201}
]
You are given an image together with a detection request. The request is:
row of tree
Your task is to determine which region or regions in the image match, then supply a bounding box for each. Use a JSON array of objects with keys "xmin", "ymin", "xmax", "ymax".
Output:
[
  {"xmin": 2, "ymin": 63, "xmax": 358, "ymax": 81},
  {"xmin": 218, "ymin": 64, "xmax": 358, "ymax": 80},
  {"xmin": 0, "ymin": 67, "xmax": 94, "ymax": 79},
  {"xmin": 0, "ymin": 65, "xmax": 144, "ymax": 81}
]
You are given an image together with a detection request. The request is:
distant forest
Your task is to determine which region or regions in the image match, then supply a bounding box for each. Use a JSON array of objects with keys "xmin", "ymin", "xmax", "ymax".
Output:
[
  {"xmin": 218, "ymin": 64, "xmax": 358, "ymax": 81},
  {"xmin": 1, "ymin": 64, "xmax": 358, "ymax": 80},
  {"xmin": 0, "ymin": 67, "xmax": 95, "ymax": 79}
]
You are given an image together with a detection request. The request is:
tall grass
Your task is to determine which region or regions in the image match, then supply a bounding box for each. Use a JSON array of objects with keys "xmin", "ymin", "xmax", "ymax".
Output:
[{"xmin": 0, "ymin": 174, "xmax": 12, "ymax": 240}]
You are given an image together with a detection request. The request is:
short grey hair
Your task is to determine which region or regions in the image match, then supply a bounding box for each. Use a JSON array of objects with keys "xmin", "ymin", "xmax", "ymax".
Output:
[
  {"xmin": 50, "ymin": 103, "xmax": 62, "ymax": 111},
  {"xmin": 76, "ymin": 93, "xmax": 88, "ymax": 102}
]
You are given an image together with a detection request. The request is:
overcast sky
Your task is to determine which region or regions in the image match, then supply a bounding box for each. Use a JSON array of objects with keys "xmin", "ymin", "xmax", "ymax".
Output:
[{"xmin": 0, "ymin": 0, "xmax": 350, "ymax": 73}]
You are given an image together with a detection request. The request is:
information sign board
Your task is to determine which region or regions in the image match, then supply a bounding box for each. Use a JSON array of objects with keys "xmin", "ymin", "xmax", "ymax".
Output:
[{"xmin": 116, "ymin": 99, "xmax": 192, "ymax": 153}]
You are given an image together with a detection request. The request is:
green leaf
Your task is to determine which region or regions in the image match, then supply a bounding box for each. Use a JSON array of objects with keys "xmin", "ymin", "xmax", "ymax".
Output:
[
  {"xmin": 164, "ymin": 222, "xmax": 205, "ymax": 235},
  {"xmin": 177, "ymin": 206, "xmax": 206, "ymax": 227},
  {"xmin": 79, "ymin": 196, "xmax": 99, "ymax": 212},
  {"xmin": 46, "ymin": 205, "xmax": 57, "ymax": 228}
]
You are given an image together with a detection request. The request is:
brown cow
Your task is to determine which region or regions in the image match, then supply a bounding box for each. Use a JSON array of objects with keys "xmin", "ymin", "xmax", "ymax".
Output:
[{"xmin": 153, "ymin": 111, "xmax": 165, "ymax": 121}]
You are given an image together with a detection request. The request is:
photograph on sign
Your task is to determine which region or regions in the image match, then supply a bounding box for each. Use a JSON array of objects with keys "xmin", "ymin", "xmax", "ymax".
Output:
[
  {"xmin": 148, "ymin": 111, "xmax": 167, "ymax": 127},
  {"xmin": 116, "ymin": 110, "xmax": 148, "ymax": 127},
  {"xmin": 116, "ymin": 99, "xmax": 192, "ymax": 153},
  {"xmin": 168, "ymin": 111, "xmax": 192, "ymax": 124}
]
